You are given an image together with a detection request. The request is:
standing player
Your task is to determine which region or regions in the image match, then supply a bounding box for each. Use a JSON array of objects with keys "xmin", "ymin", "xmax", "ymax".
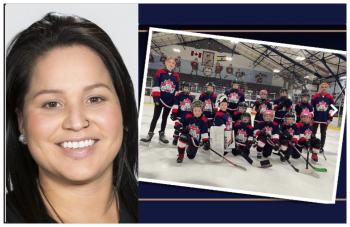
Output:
[
  {"xmin": 232, "ymin": 102, "xmax": 248, "ymax": 123},
  {"xmin": 213, "ymin": 94, "xmax": 234, "ymax": 156},
  {"xmin": 252, "ymin": 89, "xmax": 272, "ymax": 125},
  {"xmin": 176, "ymin": 100, "xmax": 210, "ymax": 163},
  {"xmin": 311, "ymin": 82, "xmax": 335, "ymax": 154},
  {"xmin": 141, "ymin": 57, "xmax": 179, "ymax": 144},
  {"xmin": 273, "ymin": 88, "xmax": 293, "ymax": 124},
  {"xmin": 295, "ymin": 90, "xmax": 313, "ymax": 122},
  {"xmin": 254, "ymin": 110, "xmax": 280, "ymax": 161},
  {"xmin": 171, "ymin": 83, "xmax": 193, "ymax": 145},
  {"xmin": 225, "ymin": 79, "xmax": 245, "ymax": 117},
  {"xmin": 297, "ymin": 110, "xmax": 321, "ymax": 162},
  {"xmin": 278, "ymin": 112, "xmax": 300, "ymax": 161},
  {"xmin": 199, "ymin": 82, "xmax": 217, "ymax": 128},
  {"xmin": 232, "ymin": 112, "xmax": 254, "ymax": 157}
]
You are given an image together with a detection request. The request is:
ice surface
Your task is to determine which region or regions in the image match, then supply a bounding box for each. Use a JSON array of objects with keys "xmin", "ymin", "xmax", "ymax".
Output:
[{"xmin": 139, "ymin": 102, "xmax": 343, "ymax": 203}]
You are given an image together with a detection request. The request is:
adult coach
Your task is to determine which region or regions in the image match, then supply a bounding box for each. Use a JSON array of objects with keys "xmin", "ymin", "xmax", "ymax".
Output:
[{"xmin": 311, "ymin": 82, "xmax": 335, "ymax": 153}]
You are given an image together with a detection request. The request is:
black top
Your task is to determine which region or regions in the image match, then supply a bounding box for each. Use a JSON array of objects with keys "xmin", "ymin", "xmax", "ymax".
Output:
[{"xmin": 6, "ymin": 192, "xmax": 136, "ymax": 223}]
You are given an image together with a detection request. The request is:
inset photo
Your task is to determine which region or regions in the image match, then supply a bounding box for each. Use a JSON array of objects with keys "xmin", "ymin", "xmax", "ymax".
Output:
[{"xmin": 139, "ymin": 27, "xmax": 346, "ymax": 204}]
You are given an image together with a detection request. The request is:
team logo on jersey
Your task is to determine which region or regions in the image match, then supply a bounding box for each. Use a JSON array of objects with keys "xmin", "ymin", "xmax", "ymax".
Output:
[
  {"xmin": 180, "ymin": 98, "xmax": 192, "ymax": 112},
  {"xmin": 236, "ymin": 129, "xmax": 248, "ymax": 142},
  {"xmin": 188, "ymin": 124, "xmax": 200, "ymax": 141},
  {"xmin": 287, "ymin": 127, "xmax": 295, "ymax": 136},
  {"xmin": 203, "ymin": 99, "xmax": 213, "ymax": 112},
  {"xmin": 264, "ymin": 126, "xmax": 273, "ymax": 136},
  {"xmin": 228, "ymin": 92, "xmax": 240, "ymax": 103},
  {"xmin": 259, "ymin": 103, "xmax": 267, "ymax": 113},
  {"xmin": 304, "ymin": 128, "xmax": 313, "ymax": 139},
  {"xmin": 160, "ymin": 79, "xmax": 176, "ymax": 93},
  {"xmin": 316, "ymin": 101, "xmax": 328, "ymax": 111}
]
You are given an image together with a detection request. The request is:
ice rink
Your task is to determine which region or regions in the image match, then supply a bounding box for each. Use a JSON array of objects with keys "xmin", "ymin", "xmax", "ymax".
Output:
[{"xmin": 139, "ymin": 101, "xmax": 343, "ymax": 203}]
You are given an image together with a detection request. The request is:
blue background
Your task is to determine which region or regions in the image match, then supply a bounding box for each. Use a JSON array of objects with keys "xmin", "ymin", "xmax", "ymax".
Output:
[{"xmin": 138, "ymin": 4, "xmax": 346, "ymax": 223}]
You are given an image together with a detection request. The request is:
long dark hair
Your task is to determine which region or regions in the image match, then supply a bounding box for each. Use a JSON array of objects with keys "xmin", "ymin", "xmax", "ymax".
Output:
[{"xmin": 6, "ymin": 12, "xmax": 138, "ymax": 222}]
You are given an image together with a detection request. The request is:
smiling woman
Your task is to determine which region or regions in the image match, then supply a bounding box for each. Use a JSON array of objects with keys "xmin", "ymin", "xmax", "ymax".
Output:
[{"xmin": 6, "ymin": 13, "xmax": 138, "ymax": 223}]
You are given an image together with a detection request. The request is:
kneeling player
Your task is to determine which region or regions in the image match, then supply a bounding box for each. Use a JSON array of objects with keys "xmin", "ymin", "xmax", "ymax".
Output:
[
  {"xmin": 297, "ymin": 110, "xmax": 321, "ymax": 162},
  {"xmin": 177, "ymin": 100, "xmax": 210, "ymax": 163},
  {"xmin": 254, "ymin": 110, "xmax": 280, "ymax": 160},
  {"xmin": 233, "ymin": 112, "xmax": 253, "ymax": 157},
  {"xmin": 279, "ymin": 112, "xmax": 300, "ymax": 161}
]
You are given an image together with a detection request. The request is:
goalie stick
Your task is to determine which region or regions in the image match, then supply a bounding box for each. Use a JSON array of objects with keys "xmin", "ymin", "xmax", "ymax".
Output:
[{"xmin": 209, "ymin": 147, "xmax": 247, "ymax": 171}]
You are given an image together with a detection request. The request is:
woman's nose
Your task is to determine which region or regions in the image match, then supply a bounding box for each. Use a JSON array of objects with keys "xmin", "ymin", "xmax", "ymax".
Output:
[{"xmin": 62, "ymin": 105, "xmax": 89, "ymax": 131}]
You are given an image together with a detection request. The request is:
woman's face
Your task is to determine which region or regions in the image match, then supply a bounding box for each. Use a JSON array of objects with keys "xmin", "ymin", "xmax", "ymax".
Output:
[{"xmin": 19, "ymin": 45, "xmax": 123, "ymax": 183}]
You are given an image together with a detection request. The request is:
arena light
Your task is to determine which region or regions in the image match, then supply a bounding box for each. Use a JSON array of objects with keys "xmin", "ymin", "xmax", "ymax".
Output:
[
  {"xmin": 173, "ymin": 48, "xmax": 181, "ymax": 53},
  {"xmin": 295, "ymin": 56, "xmax": 305, "ymax": 61},
  {"xmin": 273, "ymin": 69, "xmax": 280, "ymax": 73},
  {"xmin": 226, "ymin": 56, "xmax": 233, "ymax": 61}
]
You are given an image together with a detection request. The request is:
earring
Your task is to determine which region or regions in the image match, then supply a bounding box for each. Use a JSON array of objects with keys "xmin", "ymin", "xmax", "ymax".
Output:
[{"xmin": 19, "ymin": 134, "xmax": 27, "ymax": 144}]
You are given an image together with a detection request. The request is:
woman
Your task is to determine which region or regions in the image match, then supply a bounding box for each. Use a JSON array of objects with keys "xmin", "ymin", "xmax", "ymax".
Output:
[{"xmin": 6, "ymin": 13, "xmax": 138, "ymax": 223}]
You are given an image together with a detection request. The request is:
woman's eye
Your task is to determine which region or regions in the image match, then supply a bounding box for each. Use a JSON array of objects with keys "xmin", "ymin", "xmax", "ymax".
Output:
[
  {"xmin": 88, "ymin": 96, "xmax": 105, "ymax": 104},
  {"xmin": 42, "ymin": 101, "xmax": 61, "ymax": 109}
]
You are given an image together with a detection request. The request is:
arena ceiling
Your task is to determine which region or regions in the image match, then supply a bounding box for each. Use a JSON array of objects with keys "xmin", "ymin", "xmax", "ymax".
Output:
[{"xmin": 151, "ymin": 32, "xmax": 346, "ymax": 93}]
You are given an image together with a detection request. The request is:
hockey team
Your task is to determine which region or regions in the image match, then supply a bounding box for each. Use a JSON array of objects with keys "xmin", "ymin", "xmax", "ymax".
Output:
[{"xmin": 141, "ymin": 57, "xmax": 335, "ymax": 169}]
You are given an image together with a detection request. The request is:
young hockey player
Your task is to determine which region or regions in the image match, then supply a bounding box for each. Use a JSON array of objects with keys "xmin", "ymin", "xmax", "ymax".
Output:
[
  {"xmin": 176, "ymin": 100, "xmax": 210, "ymax": 163},
  {"xmin": 254, "ymin": 110, "xmax": 280, "ymax": 160},
  {"xmin": 224, "ymin": 79, "xmax": 245, "ymax": 117},
  {"xmin": 170, "ymin": 83, "xmax": 193, "ymax": 145},
  {"xmin": 141, "ymin": 57, "xmax": 179, "ymax": 144},
  {"xmin": 213, "ymin": 94, "xmax": 234, "ymax": 156},
  {"xmin": 232, "ymin": 112, "xmax": 254, "ymax": 157},
  {"xmin": 278, "ymin": 112, "xmax": 300, "ymax": 162},
  {"xmin": 311, "ymin": 82, "xmax": 335, "ymax": 154},
  {"xmin": 295, "ymin": 90, "xmax": 313, "ymax": 122},
  {"xmin": 232, "ymin": 102, "xmax": 248, "ymax": 123},
  {"xmin": 297, "ymin": 110, "xmax": 321, "ymax": 162},
  {"xmin": 252, "ymin": 89, "xmax": 272, "ymax": 125},
  {"xmin": 199, "ymin": 82, "xmax": 217, "ymax": 128},
  {"xmin": 273, "ymin": 88, "xmax": 293, "ymax": 124}
]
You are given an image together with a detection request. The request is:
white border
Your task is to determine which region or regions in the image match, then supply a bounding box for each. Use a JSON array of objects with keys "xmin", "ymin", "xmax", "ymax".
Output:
[{"xmin": 138, "ymin": 27, "xmax": 347, "ymax": 204}]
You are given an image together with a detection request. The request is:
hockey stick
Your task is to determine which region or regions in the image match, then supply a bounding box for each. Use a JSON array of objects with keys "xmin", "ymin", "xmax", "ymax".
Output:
[
  {"xmin": 272, "ymin": 151, "xmax": 300, "ymax": 172},
  {"xmin": 209, "ymin": 147, "xmax": 247, "ymax": 171},
  {"xmin": 291, "ymin": 144, "xmax": 327, "ymax": 173}
]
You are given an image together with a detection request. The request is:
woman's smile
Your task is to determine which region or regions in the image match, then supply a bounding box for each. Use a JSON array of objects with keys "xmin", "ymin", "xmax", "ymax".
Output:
[{"xmin": 56, "ymin": 137, "xmax": 100, "ymax": 160}]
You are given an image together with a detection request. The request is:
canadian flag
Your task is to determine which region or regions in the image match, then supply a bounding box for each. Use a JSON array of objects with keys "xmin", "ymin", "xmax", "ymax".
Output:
[{"xmin": 191, "ymin": 50, "xmax": 202, "ymax": 58}]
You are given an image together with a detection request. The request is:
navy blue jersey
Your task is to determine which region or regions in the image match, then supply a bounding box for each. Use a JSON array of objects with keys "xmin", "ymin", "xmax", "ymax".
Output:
[
  {"xmin": 213, "ymin": 110, "xmax": 233, "ymax": 131},
  {"xmin": 234, "ymin": 121, "xmax": 254, "ymax": 144},
  {"xmin": 296, "ymin": 122, "xmax": 314, "ymax": 141},
  {"xmin": 151, "ymin": 68, "xmax": 180, "ymax": 108},
  {"xmin": 253, "ymin": 121, "xmax": 280, "ymax": 140},
  {"xmin": 253, "ymin": 99, "xmax": 272, "ymax": 123},
  {"xmin": 280, "ymin": 123, "xmax": 300, "ymax": 143},
  {"xmin": 273, "ymin": 97, "xmax": 293, "ymax": 120},
  {"xmin": 295, "ymin": 102, "xmax": 314, "ymax": 120},
  {"xmin": 199, "ymin": 92, "xmax": 217, "ymax": 120},
  {"xmin": 311, "ymin": 92, "xmax": 334, "ymax": 123},
  {"xmin": 182, "ymin": 113, "xmax": 209, "ymax": 143},
  {"xmin": 224, "ymin": 88, "xmax": 245, "ymax": 111},
  {"xmin": 232, "ymin": 111, "xmax": 243, "ymax": 123},
  {"xmin": 171, "ymin": 92, "xmax": 193, "ymax": 120}
]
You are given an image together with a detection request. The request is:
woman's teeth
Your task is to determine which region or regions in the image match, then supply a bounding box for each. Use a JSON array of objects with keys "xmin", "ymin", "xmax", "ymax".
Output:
[{"xmin": 60, "ymin": 139, "xmax": 96, "ymax": 149}]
